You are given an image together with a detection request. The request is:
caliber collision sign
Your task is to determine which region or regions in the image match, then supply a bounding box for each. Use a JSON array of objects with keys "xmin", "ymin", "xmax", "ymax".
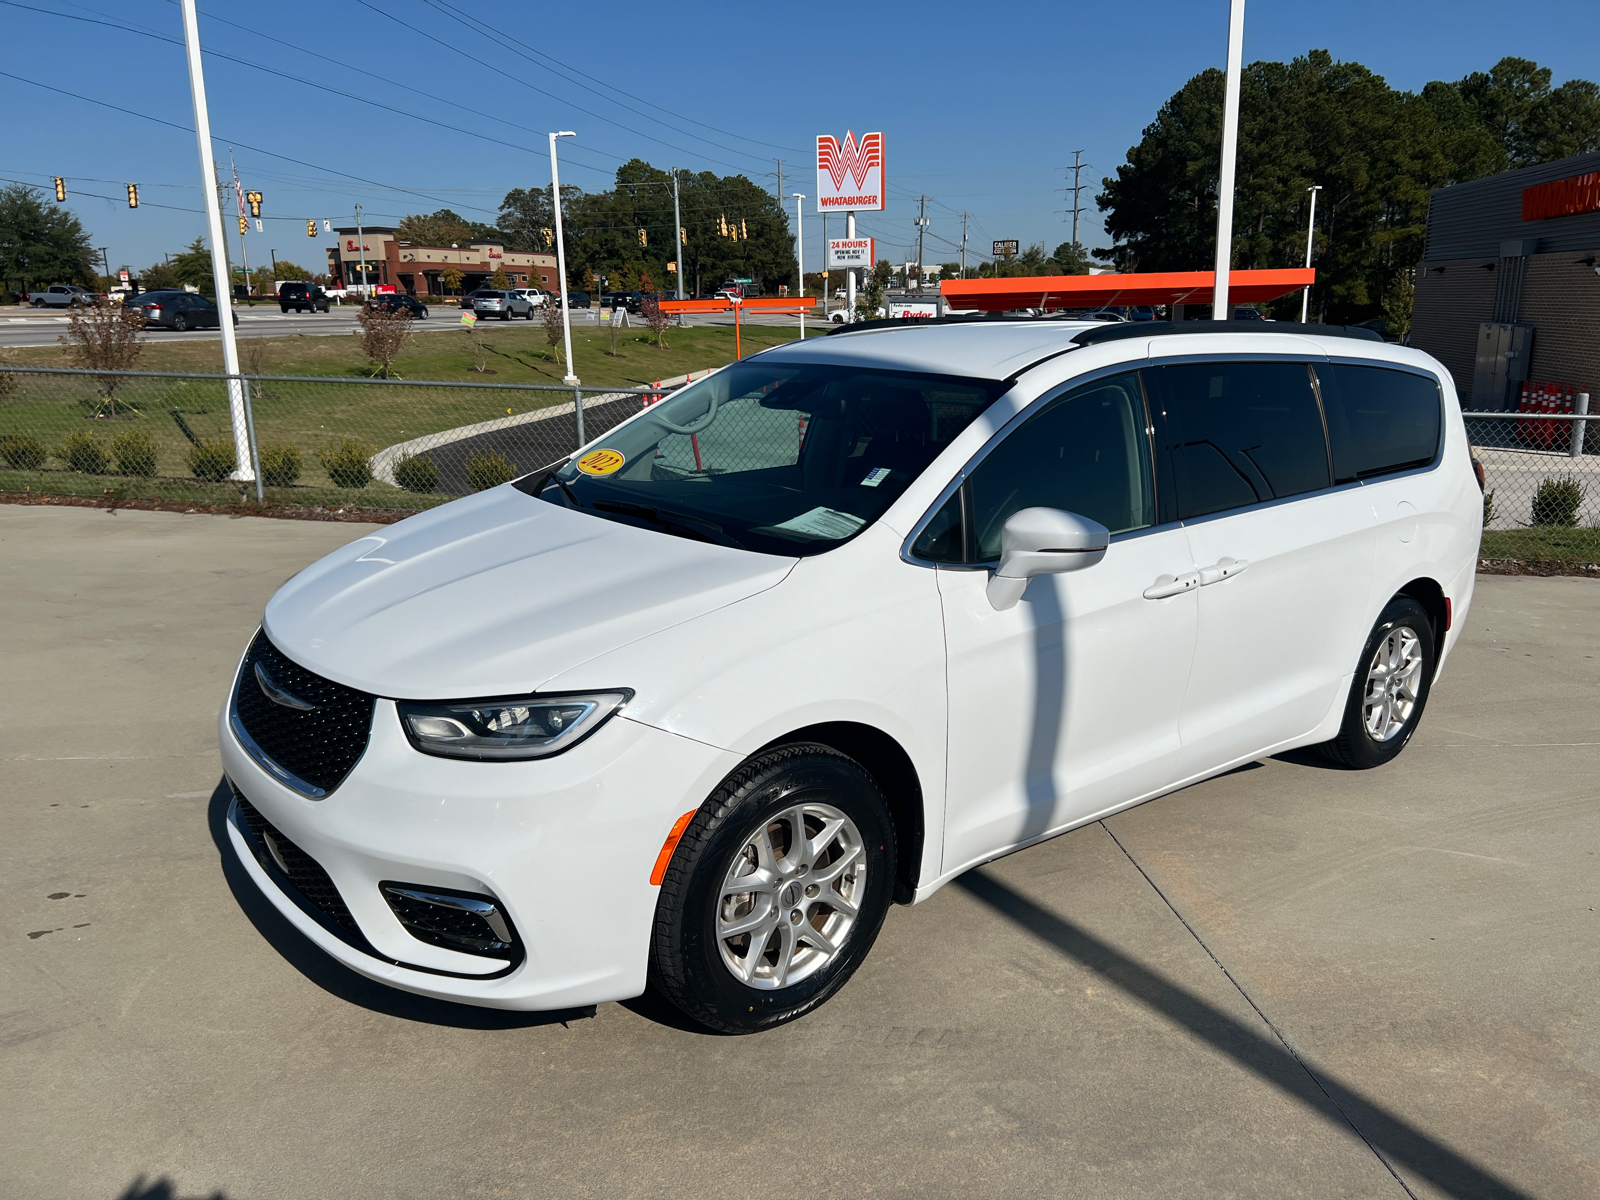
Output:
[
  {"xmin": 826, "ymin": 238, "xmax": 875, "ymax": 269},
  {"xmin": 816, "ymin": 131, "xmax": 886, "ymax": 212}
]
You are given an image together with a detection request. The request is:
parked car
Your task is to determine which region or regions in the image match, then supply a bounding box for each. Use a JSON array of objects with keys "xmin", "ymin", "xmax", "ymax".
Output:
[
  {"xmin": 513, "ymin": 287, "xmax": 549, "ymax": 309},
  {"xmin": 471, "ymin": 289, "xmax": 533, "ymax": 320},
  {"xmin": 278, "ymin": 282, "xmax": 330, "ymax": 314},
  {"xmin": 123, "ymin": 290, "xmax": 236, "ymax": 331},
  {"xmin": 562, "ymin": 291, "xmax": 591, "ymax": 309},
  {"xmin": 27, "ymin": 284, "xmax": 97, "ymax": 308},
  {"xmin": 364, "ymin": 292, "xmax": 429, "ymax": 319},
  {"xmin": 218, "ymin": 319, "xmax": 1478, "ymax": 1034}
]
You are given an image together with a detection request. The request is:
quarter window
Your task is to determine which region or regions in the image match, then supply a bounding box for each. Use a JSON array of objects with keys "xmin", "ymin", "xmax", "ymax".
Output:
[
  {"xmin": 1152, "ymin": 361, "xmax": 1330, "ymax": 519},
  {"xmin": 1315, "ymin": 363, "xmax": 1442, "ymax": 482}
]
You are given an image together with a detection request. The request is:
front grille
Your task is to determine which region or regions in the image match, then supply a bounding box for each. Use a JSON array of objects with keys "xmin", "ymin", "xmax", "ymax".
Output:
[
  {"xmin": 234, "ymin": 795, "xmax": 363, "ymax": 939},
  {"xmin": 232, "ymin": 630, "xmax": 375, "ymax": 796}
]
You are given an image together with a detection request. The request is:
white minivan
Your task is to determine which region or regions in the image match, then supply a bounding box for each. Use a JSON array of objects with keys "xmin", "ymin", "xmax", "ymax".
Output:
[{"xmin": 220, "ymin": 320, "xmax": 1481, "ymax": 1032}]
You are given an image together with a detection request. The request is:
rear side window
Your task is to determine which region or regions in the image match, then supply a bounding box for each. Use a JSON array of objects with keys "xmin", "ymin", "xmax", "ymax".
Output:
[
  {"xmin": 1152, "ymin": 361, "xmax": 1330, "ymax": 519},
  {"xmin": 1315, "ymin": 363, "xmax": 1442, "ymax": 482}
]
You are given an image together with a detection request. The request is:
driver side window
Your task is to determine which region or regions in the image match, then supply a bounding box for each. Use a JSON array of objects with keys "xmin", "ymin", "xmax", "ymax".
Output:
[{"xmin": 913, "ymin": 371, "xmax": 1155, "ymax": 563}]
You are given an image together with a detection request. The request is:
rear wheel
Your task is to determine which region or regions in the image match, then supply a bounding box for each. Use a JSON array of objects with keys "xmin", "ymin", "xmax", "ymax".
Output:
[
  {"xmin": 280, "ymin": 305, "xmax": 289, "ymax": 314},
  {"xmin": 649, "ymin": 744, "xmax": 896, "ymax": 1033},
  {"xmin": 1315, "ymin": 596, "xmax": 1436, "ymax": 769}
]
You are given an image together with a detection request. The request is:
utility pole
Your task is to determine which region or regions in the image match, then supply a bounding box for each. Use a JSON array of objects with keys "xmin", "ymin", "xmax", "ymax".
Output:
[
  {"xmin": 1301, "ymin": 184, "xmax": 1321, "ymax": 323},
  {"xmin": 1212, "ymin": 0, "xmax": 1246, "ymax": 320},
  {"xmin": 98, "ymin": 247, "xmax": 110, "ymax": 286},
  {"xmin": 354, "ymin": 204, "xmax": 367, "ymax": 299},
  {"xmin": 229, "ymin": 150, "xmax": 249, "ymax": 299},
  {"xmin": 914, "ymin": 196, "xmax": 929, "ymax": 290},
  {"xmin": 774, "ymin": 158, "xmax": 784, "ymax": 202},
  {"xmin": 180, "ymin": 0, "xmax": 257, "ymax": 493},
  {"xmin": 794, "ymin": 192, "xmax": 806, "ymax": 340},
  {"xmin": 960, "ymin": 212, "xmax": 969, "ymax": 277},
  {"xmin": 1062, "ymin": 150, "xmax": 1091, "ymax": 247}
]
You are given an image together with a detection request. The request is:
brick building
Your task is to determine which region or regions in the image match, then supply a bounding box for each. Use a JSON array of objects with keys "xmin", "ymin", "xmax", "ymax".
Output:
[
  {"xmin": 1411, "ymin": 150, "xmax": 1600, "ymax": 411},
  {"xmin": 327, "ymin": 227, "xmax": 558, "ymax": 297}
]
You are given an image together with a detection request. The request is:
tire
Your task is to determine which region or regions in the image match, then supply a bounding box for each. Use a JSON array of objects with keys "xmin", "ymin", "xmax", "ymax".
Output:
[
  {"xmin": 280, "ymin": 306, "xmax": 290, "ymax": 314},
  {"xmin": 32, "ymin": 298, "xmax": 44, "ymax": 308},
  {"xmin": 419, "ymin": 307, "xmax": 428, "ymax": 318},
  {"xmin": 649, "ymin": 743, "xmax": 896, "ymax": 1034},
  {"xmin": 499, "ymin": 309, "xmax": 510, "ymax": 320},
  {"xmin": 171, "ymin": 314, "xmax": 188, "ymax": 332},
  {"xmin": 1315, "ymin": 596, "xmax": 1436, "ymax": 769}
]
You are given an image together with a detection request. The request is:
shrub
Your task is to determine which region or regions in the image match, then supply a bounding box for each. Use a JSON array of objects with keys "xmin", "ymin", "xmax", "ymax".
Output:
[
  {"xmin": 1, "ymin": 431, "xmax": 46, "ymax": 470},
  {"xmin": 393, "ymin": 451, "xmax": 438, "ymax": 493},
  {"xmin": 466, "ymin": 447, "xmax": 517, "ymax": 492},
  {"xmin": 320, "ymin": 436, "xmax": 375, "ymax": 489},
  {"xmin": 258, "ymin": 442, "xmax": 303, "ymax": 488},
  {"xmin": 112, "ymin": 428, "xmax": 159, "ymax": 477},
  {"xmin": 1483, "ymin": 488, "xmax": 1496, "ymax": 527},
  {"xmin": 187, "ymin": 438, "xmax": 237, "ymax": 482},
  {"xmin": 1531, "ymin": 474, "xmax": 1584, "ymax": 527},
  {"xmin": 59, "ymin": 429, "xmax": 110, "ymax": 474}
]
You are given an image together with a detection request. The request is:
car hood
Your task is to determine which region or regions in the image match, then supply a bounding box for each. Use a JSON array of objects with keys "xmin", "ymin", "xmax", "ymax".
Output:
[{"xmin": 262, "ymin": 485, "xmax": 796, "ymax": 698}]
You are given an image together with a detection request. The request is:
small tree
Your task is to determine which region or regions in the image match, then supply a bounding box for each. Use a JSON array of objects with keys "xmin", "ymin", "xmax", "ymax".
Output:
[
  {"xmin": 441, "ymin": 267, "xmax": 463, "ymax": 297},
  {"xmin": 642, "ymin": 296, "xmax": 671, "ymax": 348},
  {"xmin": 1382, "ymin": 270, "xmax": 1415, "ymax": 344},
  {"xmin": 491, "ymin": 265, "xmax": 511, "ymax": 289},
  {"xmin": 855, "ymin": 260, "xmax": 892, "ymax": 322},
  {"xmin": 59, "ymin": 303, "xmax": 146, "ymax": 417},
  {"xmin": 354, "ymin": 304, "xmax": 414, "ymax": 378},
  {"xmin": 541, "ymin": 300, "xmax": 566, "ymax": 366}
]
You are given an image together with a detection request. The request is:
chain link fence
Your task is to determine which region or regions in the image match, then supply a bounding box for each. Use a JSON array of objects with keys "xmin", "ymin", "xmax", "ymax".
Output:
[
  {"xmin": 1467, "ymin": 407, "xmax": 1599, "ymax": 563},
  {"xmin": 0, "ymin": 365, "xmax": 675, "ymax": 510}
]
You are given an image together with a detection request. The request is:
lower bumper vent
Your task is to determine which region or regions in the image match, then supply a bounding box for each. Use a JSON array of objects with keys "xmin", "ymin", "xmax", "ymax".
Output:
[
  {"xmin": 234, "ymin": 794, "xmax": 362, "ymax": 940},
  {"xmin": 380, "ymin": 884, "xmax": 520, "ymax": 959}
]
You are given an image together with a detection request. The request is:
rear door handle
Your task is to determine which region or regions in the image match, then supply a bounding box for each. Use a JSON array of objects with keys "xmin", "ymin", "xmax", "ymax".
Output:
[
  {"xmin": 1143, "ymin": 571, "xmax": 1200, "ymax": 599},
  {"xmin": 1198, "ymin": 557, "xmax": 1249, "ymax": 586}
]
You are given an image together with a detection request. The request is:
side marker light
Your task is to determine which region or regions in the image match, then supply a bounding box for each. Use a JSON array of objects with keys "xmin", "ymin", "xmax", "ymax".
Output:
[{"xmin": 650, "ymin": 810, "xmax": 697, "ymax": 885}]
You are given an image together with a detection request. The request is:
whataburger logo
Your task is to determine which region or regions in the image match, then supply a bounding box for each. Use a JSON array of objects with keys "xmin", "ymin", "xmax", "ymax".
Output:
[{"xmin": 816, "ymin": 131, "xmax": 885, "ymax": 209}]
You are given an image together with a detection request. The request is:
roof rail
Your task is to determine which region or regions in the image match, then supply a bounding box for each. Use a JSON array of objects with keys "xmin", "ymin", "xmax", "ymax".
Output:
[
  {"xmin": 1071, "ymin": 320, "xmax": 1383, "ymax": 345},
  {"xmin": 825, "ymin": 313, "xmax": 1023, "ymax": 336}
]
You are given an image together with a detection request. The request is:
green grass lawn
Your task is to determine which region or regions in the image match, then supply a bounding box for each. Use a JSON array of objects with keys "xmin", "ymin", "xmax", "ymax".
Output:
[
  {"xmin": 0, "ymin": 321, "xmax": 812, "ymax": 507},
  {"xmin": 2, "ymin": 319, "xmax": 805, "ymax": 387},
  {"xmin": 1480, "ymin": 526, "xmax": 1600, "ymax": 562}
]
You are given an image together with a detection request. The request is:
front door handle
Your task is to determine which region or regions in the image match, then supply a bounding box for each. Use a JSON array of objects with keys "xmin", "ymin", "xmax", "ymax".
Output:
[
  {"xmin": 1143, "ymin": 571, "xmax": 1200, "ymax": 600},
  {"xmin": 1198, "ymin": 557, "xmax": 1249, "ymax": 586}
]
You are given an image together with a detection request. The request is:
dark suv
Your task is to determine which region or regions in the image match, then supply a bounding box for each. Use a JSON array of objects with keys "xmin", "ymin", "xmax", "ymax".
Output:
[{"xmin": 278, "ymin": 282, "xmax": 330, "ymax": 313}]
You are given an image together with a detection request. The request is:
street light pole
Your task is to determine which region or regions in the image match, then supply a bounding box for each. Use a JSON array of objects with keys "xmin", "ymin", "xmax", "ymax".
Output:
[
  {"xmin": 549, "ymin": 131, "xmax": 582, "ymax": 440},
  {"xmin": 354, "ymin": 204, "xmax": 367, "ymax": 299},
  {"xmin": 794, "ymin": 193, "xmax": 805, "ymax": 340},
  {"xmin": 98, "ymin": 247, "xmax": 110, "ymax": 287},
  {"xmin": 671, "ymin": 167, "xmax": 684, "ymax": 302},
  {"xmin": 178, "ymin": 0, "xmax": 256, "ymax": 492},
  {"xmin": 1300, "ymin": 184, "xmax": 1322, "ymax": 323},
  {"xmin": 1211, "ymin": 0, "xmax": 1246, "ymax": 320}
]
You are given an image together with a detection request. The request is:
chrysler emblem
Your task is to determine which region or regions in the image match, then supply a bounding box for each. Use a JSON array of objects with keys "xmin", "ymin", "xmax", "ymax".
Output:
[{"xmin": 255, "ymin": 661, "xmax": 317, "ymax": 712}]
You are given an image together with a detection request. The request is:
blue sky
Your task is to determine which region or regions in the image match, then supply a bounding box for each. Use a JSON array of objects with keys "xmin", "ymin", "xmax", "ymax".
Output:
[{"xmin": 4, "ymin": 0, "xmax": 1596, "ymax": 277}]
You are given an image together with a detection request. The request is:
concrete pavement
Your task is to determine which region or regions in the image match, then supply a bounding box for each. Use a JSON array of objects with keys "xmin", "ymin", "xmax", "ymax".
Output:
[{"xmin": 1, "ymin": 504, "xmax": 1594, "ymax": 1199}]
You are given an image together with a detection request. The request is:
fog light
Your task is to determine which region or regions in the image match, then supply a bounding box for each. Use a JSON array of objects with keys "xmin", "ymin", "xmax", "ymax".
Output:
[{"xmin": 380, "ymin": 883, "xmax": 519, "ymax": 958}]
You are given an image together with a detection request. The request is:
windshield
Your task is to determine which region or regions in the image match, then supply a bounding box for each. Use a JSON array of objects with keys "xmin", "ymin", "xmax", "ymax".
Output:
[{"xmin": 520, "ymin": 360, "xmax": 1005, "ymax": 556}]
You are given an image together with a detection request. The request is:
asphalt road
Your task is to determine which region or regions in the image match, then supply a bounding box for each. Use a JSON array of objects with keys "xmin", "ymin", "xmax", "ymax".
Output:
[
  {"xmin": 0, "ymin": 306, "xmax": 817, "ymax": 350},
  {"xmin": 3, "ymin": 504, "xmax": 1594, "ymax": 1200}
]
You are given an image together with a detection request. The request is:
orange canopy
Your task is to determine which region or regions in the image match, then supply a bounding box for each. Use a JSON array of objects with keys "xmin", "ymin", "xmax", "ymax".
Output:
[
  {"xmin": 658, "ymin": 296, "xmax": 817, "ymax": 313},
  {"xmin": 940, "ymin": 268, "xmax": 1313, "ymax": 312}
]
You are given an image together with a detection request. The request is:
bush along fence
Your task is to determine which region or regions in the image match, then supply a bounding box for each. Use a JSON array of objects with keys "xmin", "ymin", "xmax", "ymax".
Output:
[
  {"xmin": 1466, "ymin": 395, "xmax": 1600, "ymax": 563},
  {"xmin": 0, "ymin": 365, "xmax": 677, "ymax": 511}
]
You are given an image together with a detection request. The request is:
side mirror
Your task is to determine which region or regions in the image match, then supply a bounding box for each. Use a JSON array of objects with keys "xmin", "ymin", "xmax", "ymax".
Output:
[{"xmin": 986, "ymin": 507, "xmax": 1110, "ymax": 610}]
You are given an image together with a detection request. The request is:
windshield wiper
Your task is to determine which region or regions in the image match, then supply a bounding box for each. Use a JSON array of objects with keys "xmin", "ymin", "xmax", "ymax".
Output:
[
  {"xmin": 521, "ymin": 460, "xmax": 584, "ymax": 509},
  {"xmin": 593, "ymin": 500, "xmax": 745, "ymax": 550}
]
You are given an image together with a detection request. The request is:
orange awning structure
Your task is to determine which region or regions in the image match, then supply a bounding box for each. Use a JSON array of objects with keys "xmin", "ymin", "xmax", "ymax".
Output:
[
  {"xmin": 940, "ymin": 268, "xmax": 1314, "ymax": 312},
  {"xmin": 656, "ymin": 296, "xmax": 817, "ymax": 359}
]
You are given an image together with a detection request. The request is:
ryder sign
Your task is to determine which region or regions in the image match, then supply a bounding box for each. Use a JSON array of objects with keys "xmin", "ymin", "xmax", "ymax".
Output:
[{"xmin": 816, "ymin": 131, "xmax": 886, "ymax": 212}]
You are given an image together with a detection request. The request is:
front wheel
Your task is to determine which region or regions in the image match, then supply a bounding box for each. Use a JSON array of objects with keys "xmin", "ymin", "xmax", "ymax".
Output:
[
  {"xmin": 649, "ymin": 744, "xmax": 896, "ymax": 1033},
  {"xmin": 1315, "ymin": 596, "xmax": 1436, "ymax": 769},
  {"xmin": 171, "ymin": 314, "xmax": 188, "ymax": 332}
]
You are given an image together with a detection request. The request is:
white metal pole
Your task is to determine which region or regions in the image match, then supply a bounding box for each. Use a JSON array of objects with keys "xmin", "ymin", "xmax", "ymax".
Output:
[
  {"xmin": 179, "ymin": 0, "xmax": 253, "ymax": 483},
  {"xmin": 846, "ymin": 211, "xmax": 857, "ymax": 322},
  {"xmin": 793, "ymin": 192, "xmax": 806, "ymax": 340},
  {"xmin": 671, "ymin": 168, "xmax": 684, "ymax": 302},
  {"xmin": 1300, "ymin": 184, "xmax": 1321, "ymax": 323},
  {"xmin": 549, "ymin": 132, "xmax": 579, "ymax": 389},
  {"xmin": 1212, "ymin": 0, "xmax": 1246, "ymax": 321},
  {"xmin": 355, "ymin": 204, "xmax": 367, "ymax": 300}
]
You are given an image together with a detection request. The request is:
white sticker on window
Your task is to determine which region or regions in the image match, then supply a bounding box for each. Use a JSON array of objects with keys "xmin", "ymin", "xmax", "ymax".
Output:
[
  {"xmin": 860, "ymin": 467, "xmax": 891, "ymax": 487},
  {"xmin": 760, "ymin": 507, "xmax": 867, "ymax": 541}
]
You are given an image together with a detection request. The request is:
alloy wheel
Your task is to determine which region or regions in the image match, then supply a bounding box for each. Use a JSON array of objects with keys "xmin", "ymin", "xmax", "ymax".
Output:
[
  {"xmin": 716, "ymin": 802, "xmax": 865, "ymax": 990},
  {"xmin": 1363, "ymin": 625, "xmax": 1423, "ymax": 741}
]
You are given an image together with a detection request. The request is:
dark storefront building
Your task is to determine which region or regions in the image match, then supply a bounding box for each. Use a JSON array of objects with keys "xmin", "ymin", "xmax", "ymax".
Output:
[{"xmin": 1412, "ymin": 150, "xmax": 1600, "ymax": 412}]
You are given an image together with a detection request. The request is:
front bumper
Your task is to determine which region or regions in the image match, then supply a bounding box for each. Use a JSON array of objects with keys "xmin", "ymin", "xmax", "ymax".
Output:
[{"xmin": 219, "ymin": 691, "xmax": 739, "ymax": 1010}]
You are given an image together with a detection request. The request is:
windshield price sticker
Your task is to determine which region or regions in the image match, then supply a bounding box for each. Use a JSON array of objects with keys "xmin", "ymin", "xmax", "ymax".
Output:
[
  {"xmin": 860, "ymin": 467, "xmax": 891, "ymax": 487},
  {"xmin": 762, "ymin": 507, "xmax": 867, "ymax": 541},
  {"xmin": 575, "ymin": 448, "xmax": 626, "ymax": 476}
]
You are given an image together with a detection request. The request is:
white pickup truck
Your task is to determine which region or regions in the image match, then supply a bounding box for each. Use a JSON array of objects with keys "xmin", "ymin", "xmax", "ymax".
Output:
[{"xmin": 24, "ymin": 285, "xmax": 101, "ymax": 308}]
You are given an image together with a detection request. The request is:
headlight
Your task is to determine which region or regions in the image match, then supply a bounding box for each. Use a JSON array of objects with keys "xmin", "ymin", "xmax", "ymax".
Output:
[{"xmin": 396, "ymin": 690, "xmax": 631, "ymax": 761}]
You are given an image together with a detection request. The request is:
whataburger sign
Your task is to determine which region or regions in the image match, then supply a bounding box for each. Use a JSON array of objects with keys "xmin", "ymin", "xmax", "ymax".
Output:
[{"xmin": 816, "ymin": 131, "xmax": 886, "ymax": 212}]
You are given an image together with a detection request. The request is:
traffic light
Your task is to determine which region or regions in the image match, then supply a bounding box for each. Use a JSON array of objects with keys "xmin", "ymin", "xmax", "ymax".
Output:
[
  {"xmin": 126, "ymin": 183, "xmax": 138, "ymax": 208},
  {"xmin": 680, "ymin": 226, "xmax": 687, "ymax": 244},
  {"xmin": 307, "ymin": 219, "xmax": 317, "ymax": 237},
  {"xmin": 540, "ymin": 228, "xmax": 552, "ymax": 248},
  {"xmin": 718, "ymin": 214, "xmax": 728, "ymax": 238},
  {"xmin": 246, "ymin": 190, "xmax": 262, "ymax": 217},
  {"xmin": 53, "ymin": 177, "xmax": 65, "ymax": 201},
  {"xmin": 740, "ymin": 219, "xmax": 747, "ymax": 240},
  {"xmin": 638, "ymin": 228, "xmax": 647, "ymax": 247},
  {"xmin": 238, "ymin": 216, "xmax": 248, "ymax": 235}
]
